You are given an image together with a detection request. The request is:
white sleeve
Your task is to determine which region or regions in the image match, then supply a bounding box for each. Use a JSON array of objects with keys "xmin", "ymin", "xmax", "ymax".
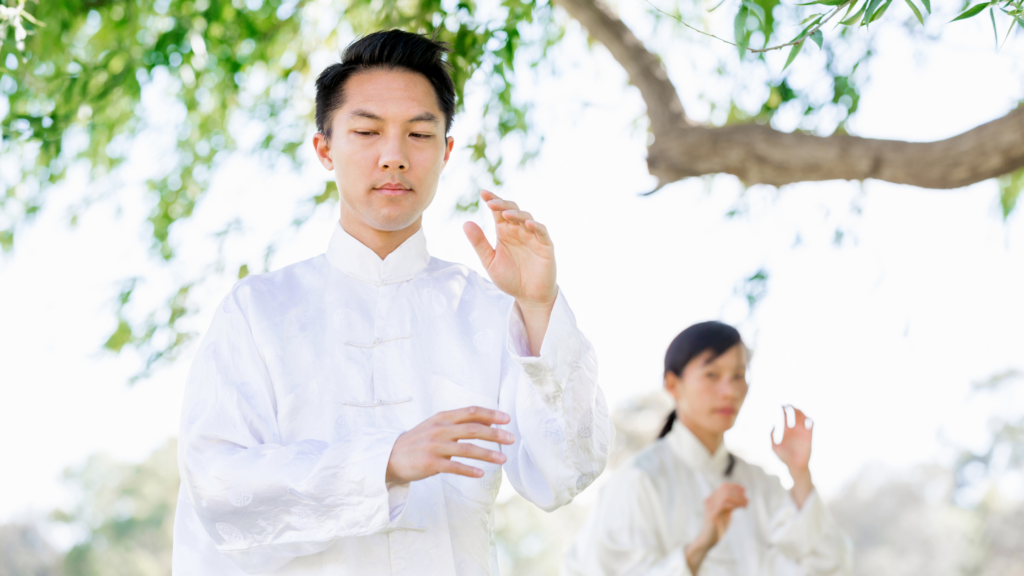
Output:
[
  {"xmin": 177, "ymin": 286, "xmax": 408, "ymax": 574},
  {"xmin": 498, "ymin": 288, "xmax": 612, "ymax": 511},
  {"xmin": 765, "ymin": 482, "xmax": 853, "ymax": 575},
  {"xmin": 562, "ymin": 467, "xmax": 691, "ymax": 576}
]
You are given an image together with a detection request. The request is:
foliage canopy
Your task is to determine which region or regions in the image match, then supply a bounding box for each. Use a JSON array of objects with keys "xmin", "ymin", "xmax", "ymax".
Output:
[{"xmin": 1, "ymin": 0, "xmax": 1020, "ymax": 376}]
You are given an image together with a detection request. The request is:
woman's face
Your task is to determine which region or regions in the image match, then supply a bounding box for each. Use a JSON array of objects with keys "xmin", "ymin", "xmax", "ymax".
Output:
[{"xmin": 666, "ymin": 344, "xmax": 749, "ymax": 436}]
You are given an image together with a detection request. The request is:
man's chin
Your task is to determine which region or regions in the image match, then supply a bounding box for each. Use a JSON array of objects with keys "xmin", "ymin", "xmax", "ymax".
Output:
[{"xmin": 364, "ymin": 211, "xmax": 423, "ymax": 234}]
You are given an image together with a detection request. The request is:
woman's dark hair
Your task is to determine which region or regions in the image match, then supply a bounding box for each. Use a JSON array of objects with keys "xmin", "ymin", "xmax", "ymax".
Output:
[
  {"xmin": 658, "ymin": 321, "xmax": 744, "ymax": 439},
  {"xmin": 314, "ymin": 30, "xmax": 457, "ymax": 137}
]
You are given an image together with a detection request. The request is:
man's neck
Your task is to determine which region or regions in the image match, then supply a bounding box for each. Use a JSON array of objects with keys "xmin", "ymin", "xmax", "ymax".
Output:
[{"xmin": 339, "ymin": 212, "xmax": 422, "ymax": 260}]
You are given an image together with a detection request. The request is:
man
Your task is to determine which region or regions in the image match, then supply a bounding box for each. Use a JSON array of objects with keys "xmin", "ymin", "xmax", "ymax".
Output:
[{"xmin": 172, "ymin": 30, "xmax": 611, "ymax": 575}]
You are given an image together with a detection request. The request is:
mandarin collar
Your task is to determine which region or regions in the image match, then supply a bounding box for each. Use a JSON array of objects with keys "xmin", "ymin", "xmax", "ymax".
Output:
[
  {"xmin": 324, "ymin": 222, "xmax": 430, "ymax": 285},
  {"xmin": 666, "ymin": 421, "xmax": 732, "ymax": 475}
]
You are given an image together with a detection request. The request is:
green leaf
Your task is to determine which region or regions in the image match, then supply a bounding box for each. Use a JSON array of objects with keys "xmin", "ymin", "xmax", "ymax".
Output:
[
  {"xmin": 862, "ymin": 0, "xmax": 885, "ymax": 24},
  {"xmin": 735, "ymin": 5, "xmax": 751, "ymax": 55},
  {"xmin": 840, "ymin": 2, "xmax": 868, "ymax": 24},
  {"xmin": 797, "ymin": 0, "xmax": 846, "ymax": 5},
  {"xmin": 990, "ymin": 7, "xmax": 999, "ymax": 48},
  {"xmin": 238, "ymin": 264, "xmax": 249, "ymax": 279},
  {"xmin": 920, "ymin": 0, "xmax": 930, "ymax": 13},
  {"xmin": 998, "ymin": 167, "xmax": 1024, "ymax": 220},
  {"xmin": 951, "ymin": 2, "xmax": 990, "ymax": 22},
  {"xmin": 784, "ymin": 40, "xmax": 804, "ymax": 70},
  {"xmin": 811, "ymin": 29, "xmax": 824, "ymax": 47},
  {"xmin": 801, "ymin": 12, "xmax": 826, "ymax": 24},
  {"xmin": 868, "ymin": 0, "xmax": 893, "ymax": 23},
  {"xmin": 904, "ymin": 0, "xmax": 925, "ymax": 23},
  {"xmin": 743, "ymin": 0, "xmax": 767, "ymax": 25},
  {"xmin": 104, "ymin": 320, "xmax": 134, "ymax": 353}
]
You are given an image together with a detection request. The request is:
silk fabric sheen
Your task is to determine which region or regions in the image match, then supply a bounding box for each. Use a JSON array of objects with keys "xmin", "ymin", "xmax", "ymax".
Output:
[{"xmin": 172, "ymin": 224, "xmax": 611, "ymax": 574}]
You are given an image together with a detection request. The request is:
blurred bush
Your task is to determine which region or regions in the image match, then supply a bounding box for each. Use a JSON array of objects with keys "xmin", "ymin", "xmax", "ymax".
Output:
[{"xmin": 50, "ymin": 440, "xmax": 179, "ymax": 576}]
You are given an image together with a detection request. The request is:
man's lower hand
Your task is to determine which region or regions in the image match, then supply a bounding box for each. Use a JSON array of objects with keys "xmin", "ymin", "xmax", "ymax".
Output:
[{"xmin": 385, "ymin": 406, "xmax": 515, "ymax": 484}]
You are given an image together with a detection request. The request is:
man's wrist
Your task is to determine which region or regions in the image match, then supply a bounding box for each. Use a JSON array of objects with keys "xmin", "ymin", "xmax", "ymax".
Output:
[{"xmin": 514, "ymin": 296, "xmax": 556, "ymax": 315}]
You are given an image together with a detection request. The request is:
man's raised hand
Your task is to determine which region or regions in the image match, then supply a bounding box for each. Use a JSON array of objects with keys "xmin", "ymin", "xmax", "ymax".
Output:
[
  {"xmin": 462, "ymin": 190, "xmax": 557, "ymax": 310},
  {"xmin": 385, "ymin": 407, "xmax": 515, "ymax": 484},
  {"xmin": 463, "ymin": 190, "xmax": 558, "ymax": 355}
]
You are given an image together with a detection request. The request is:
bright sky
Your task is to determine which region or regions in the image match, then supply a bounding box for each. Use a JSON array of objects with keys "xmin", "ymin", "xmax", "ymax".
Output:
[{"xmin": 1, "ymin": 7, "xmax": 1023, "ymax": 526}]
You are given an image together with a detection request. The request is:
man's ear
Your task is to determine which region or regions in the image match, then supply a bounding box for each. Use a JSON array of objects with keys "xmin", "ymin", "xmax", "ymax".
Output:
[
  {"xmin": 443, "ymin": 135, "xmax": 454, "ymax": 165},
  {"xmin": 313, "ymin": 132, "xmax": 334, "ymax": 170}
]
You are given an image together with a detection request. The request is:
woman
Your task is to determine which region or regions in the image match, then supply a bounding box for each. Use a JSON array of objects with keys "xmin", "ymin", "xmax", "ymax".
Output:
[{"xmin": 563, "ymin": 321, "xmax": 850, "ymax": 575}]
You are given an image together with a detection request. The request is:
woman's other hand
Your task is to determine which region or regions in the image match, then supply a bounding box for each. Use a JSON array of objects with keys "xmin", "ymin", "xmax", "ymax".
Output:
[{"xmin": 685, "ymin": 482, "xmax": 748, "ymax": 573}]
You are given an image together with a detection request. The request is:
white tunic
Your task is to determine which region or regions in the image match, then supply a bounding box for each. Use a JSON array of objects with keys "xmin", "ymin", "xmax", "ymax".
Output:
[
  {"xmin": 172, "ymin": 224, "xmax": 611, "ymax": 575},
  {"xmin": 563, "ymin": 424, "xmax": 851, "ymax": 576}
]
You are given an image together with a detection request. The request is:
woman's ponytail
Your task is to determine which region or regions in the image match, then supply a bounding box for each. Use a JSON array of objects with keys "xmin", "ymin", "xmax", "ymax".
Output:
[{"xmin": 658, "ymin": 410, "xmax": 676, "ymax": 439}]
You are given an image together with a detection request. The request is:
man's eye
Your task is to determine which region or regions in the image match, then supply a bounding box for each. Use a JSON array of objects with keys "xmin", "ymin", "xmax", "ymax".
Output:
[
  {"xmin": 410, "ymin": 133, "xmax": 432, "ymax": 139},
  {"xmin": 706, "ymin": 372, "xmax": 719, "ymax": 380},
  {"xmin": 354, "ymin": 131, "xmax": 376, "ymax": 136}
]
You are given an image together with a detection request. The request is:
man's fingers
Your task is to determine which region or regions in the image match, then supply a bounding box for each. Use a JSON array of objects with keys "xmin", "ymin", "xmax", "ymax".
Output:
[
  {"xmin": 523, "ymin": 220, "xmax": 553, "ymax": 246},
  {"xmin": 438, "ymin": 459, "xmax": 485, "ymax": 478},
  {"xmin": 436, "ymin": 441, "xmax": 508, "ymax": 464},
  {"xmin": 444, "ymin": 422, "xmax": 515, "ymax": 445},
  {"xmin": 440, "ymin": 406, "xmax": 511, "ymax": 426},
  {"xmin": 501, "ymin": 209, "xmax": 534, "ymax": 223},
  {"xmin": 463, "ymin": 222, "xmax": 495, "ymax": 269},
  {"xmin": 483, "ymin": 193, "xmax": 520, "ymax": 226}
]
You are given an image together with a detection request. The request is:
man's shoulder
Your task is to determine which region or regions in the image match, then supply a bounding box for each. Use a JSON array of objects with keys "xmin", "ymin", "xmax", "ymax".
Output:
[{"xmin": 229, "ymin": 254, "xmax": 329, "ymax": 310}]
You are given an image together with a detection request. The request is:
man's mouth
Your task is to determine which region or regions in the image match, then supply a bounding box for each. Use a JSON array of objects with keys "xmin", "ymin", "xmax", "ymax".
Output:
[{"xmin": 374, "ymin": 183, "xmax": 411, "ymax": 196}]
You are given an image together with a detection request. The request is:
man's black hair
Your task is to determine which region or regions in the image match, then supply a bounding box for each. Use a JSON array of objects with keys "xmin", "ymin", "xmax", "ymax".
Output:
[{"xmin": 315, "ymin": 30, "xmax": 456, "ymax": 137}]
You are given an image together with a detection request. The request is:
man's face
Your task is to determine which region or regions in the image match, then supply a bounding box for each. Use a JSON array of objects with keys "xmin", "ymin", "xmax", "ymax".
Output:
[{"xmin": 314, "ymin": 68, "xmax": 454, "ymax": 236}]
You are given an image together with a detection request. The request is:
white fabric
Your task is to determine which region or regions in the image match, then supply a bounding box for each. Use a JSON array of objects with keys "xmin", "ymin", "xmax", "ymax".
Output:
[
  {"xmin": 172, "ymin": 223, "xmax": 611, "ymax": 575},
  {"xmin": 563, "ymin": 424, "xmax": 851, "ymax": 576}
]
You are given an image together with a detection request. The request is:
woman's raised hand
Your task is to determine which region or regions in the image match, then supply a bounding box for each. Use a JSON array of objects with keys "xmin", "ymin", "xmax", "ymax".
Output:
[
  {"xmin": 771, "ymin": 405, "xmax": 815, "ymax": 508},
  {"xmin": 770, "ymin": 405, "xmax": 812, "ymax": 471}
]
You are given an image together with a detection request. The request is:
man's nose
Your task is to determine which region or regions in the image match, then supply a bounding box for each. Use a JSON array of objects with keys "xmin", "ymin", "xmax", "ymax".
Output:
[{"xmin": 379, "ymin": 134, "xmax": 408, "ymax": 171}]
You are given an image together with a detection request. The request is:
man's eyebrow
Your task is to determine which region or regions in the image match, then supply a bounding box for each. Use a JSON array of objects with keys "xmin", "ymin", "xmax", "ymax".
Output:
[
  {"xmin": 349, "ymin": 109, "xmax": 383, "ymax": 121},
  {"xmin": 408, "ymin": 112, "xmax": 440, "ymax": 124}
]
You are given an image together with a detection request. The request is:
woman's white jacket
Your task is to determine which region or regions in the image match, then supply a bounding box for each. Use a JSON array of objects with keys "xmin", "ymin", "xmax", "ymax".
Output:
[{"xmin": 563, "ymin": 424, "xmax": 851, "ymax": 575}]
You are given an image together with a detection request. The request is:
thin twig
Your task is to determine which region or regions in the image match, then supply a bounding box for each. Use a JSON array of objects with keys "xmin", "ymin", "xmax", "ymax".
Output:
[{"xmin": 646, "ymin": 0, "xmax": 849, "ymax": 53}]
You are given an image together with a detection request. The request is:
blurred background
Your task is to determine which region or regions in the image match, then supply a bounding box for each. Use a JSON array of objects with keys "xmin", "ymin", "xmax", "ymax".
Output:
[{"xmin": 1, "ymin": 0, "xmax": 1023, "ymax": 574}]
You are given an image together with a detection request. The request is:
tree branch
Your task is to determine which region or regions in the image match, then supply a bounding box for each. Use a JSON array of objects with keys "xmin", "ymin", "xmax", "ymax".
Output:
[
  {"xmin": 556, "ymin": 0, "xmax": 1024, "ymax": 189},
  {"xmin": 554, "ymin": 0, "xmax": 692, "ymax": 130},
  {"xmin": 648, "ymin": 109, "xmax": 1024, "ymax": 188}
]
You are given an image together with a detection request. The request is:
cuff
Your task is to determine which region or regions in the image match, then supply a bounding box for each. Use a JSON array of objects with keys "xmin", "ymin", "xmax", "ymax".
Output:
[
  {"xmin": 319, "ymin": 428, "xmax": 406, "ymax": 536},
  {"xmin": 506, "ymin": 288, "xmax": 583, "ymax": 382},
  {"xmin": 769, "ymin": 488, "xmax": 823, "ymax": 558},
  {"xmin": 386, "ymin": 481, "xmax": 411, "ymax": 523}
]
